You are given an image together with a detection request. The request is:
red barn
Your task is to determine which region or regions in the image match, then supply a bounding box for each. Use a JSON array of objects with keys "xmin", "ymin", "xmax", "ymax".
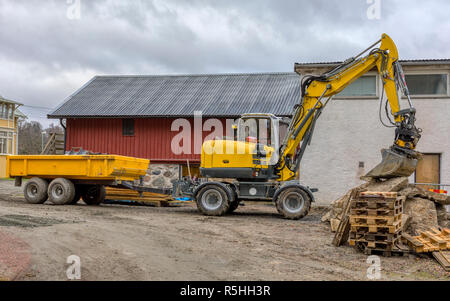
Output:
[{"xmin": 48, "ymin": 73, "xmax": 300, "ymax": 186}]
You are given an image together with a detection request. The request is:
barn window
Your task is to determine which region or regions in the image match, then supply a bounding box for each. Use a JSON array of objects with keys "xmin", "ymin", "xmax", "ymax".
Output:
[
  {"xmin": 405, "ymin": 74, "xmax": 448, "ymax": 96},
  {"xmin": 338, "ymin": 76, "xmax": 377, "ymax": 97},
  {"xmin": 122, "ymin": 119, "xmax": 135, "ymax": 136}
]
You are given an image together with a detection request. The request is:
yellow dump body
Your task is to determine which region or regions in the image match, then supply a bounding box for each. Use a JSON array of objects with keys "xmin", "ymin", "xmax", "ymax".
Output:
[{"xmin": 6, "ymin": 155, "xmax": 150, "ymax": 183}]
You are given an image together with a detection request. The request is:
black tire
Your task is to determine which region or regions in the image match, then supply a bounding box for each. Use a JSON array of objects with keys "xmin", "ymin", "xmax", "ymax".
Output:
[
  {"xmin": 82, "ymin": 185, "xmax": 106, "ymax": 206},
  {"xmin": 275, "ymin": 186, "xmax": 311, "ymax": 220},
  {"xmin": 227, "ymin": 200, "xmax": 240, "ymax": 213},
  {"xmin": 23, "ymin": 177, "xmax": 48, "ymax": 204},
  {"xmin": 48, "ymin": 178, "xmax": 76, "ymax": 205},
  {"xmin": 196, "ymin": 184, "xmax": 231, "ymax": 216},
  {"xmin": 226, "ymin": 185, "xmax": 239, "ymax": 213},
  {"xmin": 69, "ymin": 185, "xmax": 84, "ymax": 205}
]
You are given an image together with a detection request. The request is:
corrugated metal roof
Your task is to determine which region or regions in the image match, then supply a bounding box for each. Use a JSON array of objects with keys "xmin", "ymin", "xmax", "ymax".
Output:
[{"xmin": 49, "ymin": 73, "xmax": 302, "ymax": 119}]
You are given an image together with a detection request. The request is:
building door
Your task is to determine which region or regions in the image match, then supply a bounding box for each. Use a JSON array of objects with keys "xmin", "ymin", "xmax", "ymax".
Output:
[{"xmin": 415, "ymin": 154, "xmax": 440, "ymax": 191}]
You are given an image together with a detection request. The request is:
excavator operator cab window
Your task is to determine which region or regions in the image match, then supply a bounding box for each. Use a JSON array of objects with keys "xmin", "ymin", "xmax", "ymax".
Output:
[{"xmin": 237, "ymin": 115, "xmax": 280, "ymax": 151}]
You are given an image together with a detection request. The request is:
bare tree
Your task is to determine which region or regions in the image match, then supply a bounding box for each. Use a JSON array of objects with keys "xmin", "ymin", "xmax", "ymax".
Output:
[{"xmin": 18, "ymin": 121, "xmax": 64, "ymax": 155}]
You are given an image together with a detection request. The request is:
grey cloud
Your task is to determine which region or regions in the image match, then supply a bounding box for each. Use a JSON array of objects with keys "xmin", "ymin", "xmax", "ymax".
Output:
[{"xmin": 0, "ymin": 0, "xmax": 449, "ymax": 125}]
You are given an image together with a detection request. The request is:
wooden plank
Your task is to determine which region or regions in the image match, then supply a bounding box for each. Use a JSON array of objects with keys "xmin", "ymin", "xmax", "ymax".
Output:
[
  {"xmin": 105, "ymin": 187, "xmax": 172, "ymax": 202},
  {"xmin": 332, "ymin": 188, "xmax": 360, "ymax": 247}
]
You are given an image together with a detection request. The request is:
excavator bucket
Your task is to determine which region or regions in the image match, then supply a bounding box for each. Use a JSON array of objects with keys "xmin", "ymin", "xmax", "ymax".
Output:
[{"xmin": 364, "ymin": 149, "xmax": 418, "ymax": 179}]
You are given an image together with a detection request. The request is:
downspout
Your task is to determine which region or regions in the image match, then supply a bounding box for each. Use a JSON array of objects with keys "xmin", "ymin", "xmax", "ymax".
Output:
[
  {"xmin": 14, "ymin": 104, "xmax": 21, "ymax": 155},
  {"xmin": 60, "ymin": 118, "xmax": 66, "ymax": 153}
]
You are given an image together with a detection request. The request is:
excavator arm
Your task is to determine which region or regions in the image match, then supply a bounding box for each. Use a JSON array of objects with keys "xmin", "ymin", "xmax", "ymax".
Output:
[{"xmin": 276, "ymin": 34, "xmax": 421, "ymax": 181}]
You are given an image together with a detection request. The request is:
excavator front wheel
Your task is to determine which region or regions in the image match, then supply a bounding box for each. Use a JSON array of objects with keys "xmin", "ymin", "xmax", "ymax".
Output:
[
  {"xmin": 275, "ymin": 186, "xmax": 311, "ymax": 220},
  {"xmin": 196, "ymin": 184, "xmax": 231, "ymax": 216}
]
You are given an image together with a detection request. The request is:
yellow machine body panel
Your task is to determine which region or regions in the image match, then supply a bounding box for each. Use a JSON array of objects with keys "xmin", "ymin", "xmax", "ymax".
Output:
[
  {"xmin": 6, "ymin": 155, "xmax": 150, "ymax": 182},
  {"xmin": 201, "ymin": 140, "xmax": 275, "ymax": 169}
]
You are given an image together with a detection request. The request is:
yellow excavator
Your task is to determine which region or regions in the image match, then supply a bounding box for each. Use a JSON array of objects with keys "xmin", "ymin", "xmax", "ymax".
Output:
[{"xmin": 174, "ymin": 33, "xmax": 422, "ymax": 220}]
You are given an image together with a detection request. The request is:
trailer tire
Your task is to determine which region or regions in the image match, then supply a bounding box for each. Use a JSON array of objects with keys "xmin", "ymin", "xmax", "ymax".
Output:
[
  {"xmin": 275, "ymin": 186, "xmax": 311, "ymax": 220},
  {"xmin": 48, "ymin": 178, "xmax": 76, "ymax": 205},
  {"xmin": 24, "ymin": 177, "xmax": 48, "ymax": 204},
  {"xmin": 69, "ymin": 185, "xmax": 84, "ymax": 205},
  {"xmin": 82, "ymin": 185, "xmax": 106, "ymax": 206},
  {"xmin": 227, "ymin": 200, "xmax": 240, "ymax": 213},
  {"xmin": 196, "ymin": 184, "xmax": 231, "ymax": 216}
]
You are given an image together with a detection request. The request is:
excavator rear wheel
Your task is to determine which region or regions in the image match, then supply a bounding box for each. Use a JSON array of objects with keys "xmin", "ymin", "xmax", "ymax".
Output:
[{"xmin": 275, "ymin": 186, "xmax": 311, "ymax": 220}]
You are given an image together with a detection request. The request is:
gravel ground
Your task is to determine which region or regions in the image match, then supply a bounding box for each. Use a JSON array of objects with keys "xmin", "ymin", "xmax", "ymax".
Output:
[{"xmin": 0, "ymin": 179, "xmax": 448, "ymax": 281}]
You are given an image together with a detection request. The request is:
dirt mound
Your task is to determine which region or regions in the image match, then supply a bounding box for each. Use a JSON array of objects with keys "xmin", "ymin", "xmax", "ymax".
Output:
[{"xmin": 322, "ymin": 177, "xmax": 450, "ymax": 235}]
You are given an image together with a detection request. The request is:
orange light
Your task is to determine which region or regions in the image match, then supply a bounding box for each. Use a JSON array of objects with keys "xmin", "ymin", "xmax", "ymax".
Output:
[{"xmin": 429, "ymin": 189, "xmax": 448, "ymax": 194}]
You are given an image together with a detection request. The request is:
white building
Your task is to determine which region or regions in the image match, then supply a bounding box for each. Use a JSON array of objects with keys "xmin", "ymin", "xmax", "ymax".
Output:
[{"xmin": 295, "ymin": 59, "xmax": 450, "ymax": 204}]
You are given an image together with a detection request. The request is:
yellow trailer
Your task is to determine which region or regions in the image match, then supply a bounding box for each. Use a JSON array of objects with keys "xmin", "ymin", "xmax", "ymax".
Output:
[{"xmin": 6, "ymin": 155, "xmax": 150, "ymax": 206}]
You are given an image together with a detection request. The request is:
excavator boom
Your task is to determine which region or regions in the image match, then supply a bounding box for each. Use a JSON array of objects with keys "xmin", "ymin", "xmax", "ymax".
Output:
[{"xmin": 279, "ymin": 33, "xmax": 421, "ymax": 181}]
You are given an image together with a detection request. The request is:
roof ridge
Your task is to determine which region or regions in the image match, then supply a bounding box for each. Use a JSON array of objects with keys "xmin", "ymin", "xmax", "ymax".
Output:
[
  {"xmin": 296, "ymin": 58, "xmax": 450, "ymax": 65},
  {"xmin": 94, "ymin": 72, "xmax": 297, "ymax": 78}
]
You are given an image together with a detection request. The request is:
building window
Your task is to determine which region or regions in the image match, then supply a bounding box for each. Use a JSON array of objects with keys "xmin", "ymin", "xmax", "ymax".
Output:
[
  {"xmin": 405, "ymin": 74, "xmax": 448, "ymax": 96},
  {"xmin": 0, "ymin": 131, "xmax": 13, "ymax": 154},
  {"xmin": 338, "ymin": 76, "xmax": 377, "ymax": 97},
  {"xmin": 0, "ymin": 103, "xmax": 10, "ymax": 119},
  {"xmin": 122, "ymin": 119, "xmax": 135, "ymax": 136}
]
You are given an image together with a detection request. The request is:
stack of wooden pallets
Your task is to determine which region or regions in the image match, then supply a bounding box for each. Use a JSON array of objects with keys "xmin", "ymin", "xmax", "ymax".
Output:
[{"xmin": 348, "ymin": 191, "xmax": 405, "ymax": 256}]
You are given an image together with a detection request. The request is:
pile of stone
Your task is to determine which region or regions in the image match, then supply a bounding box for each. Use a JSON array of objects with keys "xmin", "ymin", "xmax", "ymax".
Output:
[{"xmin": 322, "ymin": 177, "xmax": 450, "ymax": 236}]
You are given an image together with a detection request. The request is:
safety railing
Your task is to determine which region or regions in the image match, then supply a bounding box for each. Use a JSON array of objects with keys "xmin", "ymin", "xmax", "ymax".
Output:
[{"xmin": 413, "ymin": 183, "xmax": 450, "ymax": 212}]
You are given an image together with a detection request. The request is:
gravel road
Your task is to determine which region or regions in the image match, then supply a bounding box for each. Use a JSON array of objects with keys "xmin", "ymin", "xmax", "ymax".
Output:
[{"xmin": 0, "ymin": 179, "xmax": 448, "ymax": 281}]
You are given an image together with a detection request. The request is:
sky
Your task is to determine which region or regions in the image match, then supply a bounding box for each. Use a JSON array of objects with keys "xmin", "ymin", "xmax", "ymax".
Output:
[{"xmin": 0, "ymin": 0, "xmax": 449, "ymax": 127}]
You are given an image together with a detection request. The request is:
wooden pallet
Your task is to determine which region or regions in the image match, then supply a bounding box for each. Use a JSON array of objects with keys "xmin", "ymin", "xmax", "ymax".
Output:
[
  {"xmin": 351, "ymin": 221, "xmax": 402, "ymax": 234},
  {"xmin": 432, "ymin": 251, "xmax": 450, "ymax": 272},
  {"xmin": 359, "ymin": 191, "xmax": 398, "ymax": 199},
  {"xmin": 351, "ymin": 198, "xmax": 403, "ymax": 210},
  {"xmin": 350, "ymin": 239, "xmax": 399, "ymax": 251},
  {"xmin": 350, "ymin": 231, "xmax": 402, "ymax": 243},
  {"xmin": 402, "ymin": 228, "xmax": 450, "ymax": 253},
  {"xmin": 363, "ymin": 244, "xmax": 409, "ymax": 257},
  {"xmin": 350, "ymin": 207, "xmax": 403, "ymax": 217},
  {"xmin": 349, "ymin": 214, "xmax": 402, "ymax": 226}
]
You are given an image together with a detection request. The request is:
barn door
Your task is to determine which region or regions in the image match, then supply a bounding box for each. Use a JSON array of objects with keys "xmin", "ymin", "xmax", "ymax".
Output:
[{"xmin": 415, "ymin": 154, "xmax": 440, "ymax": 191}]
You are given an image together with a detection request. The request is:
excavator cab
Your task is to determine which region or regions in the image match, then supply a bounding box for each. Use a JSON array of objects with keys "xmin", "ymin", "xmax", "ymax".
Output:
[
  {"xmin": 236, "ymin": 113, "xmax": 281, "ymax": 166},
  {"xmin": 237, "ymin": 114, "xmax": 279, "ymax": 145}
]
